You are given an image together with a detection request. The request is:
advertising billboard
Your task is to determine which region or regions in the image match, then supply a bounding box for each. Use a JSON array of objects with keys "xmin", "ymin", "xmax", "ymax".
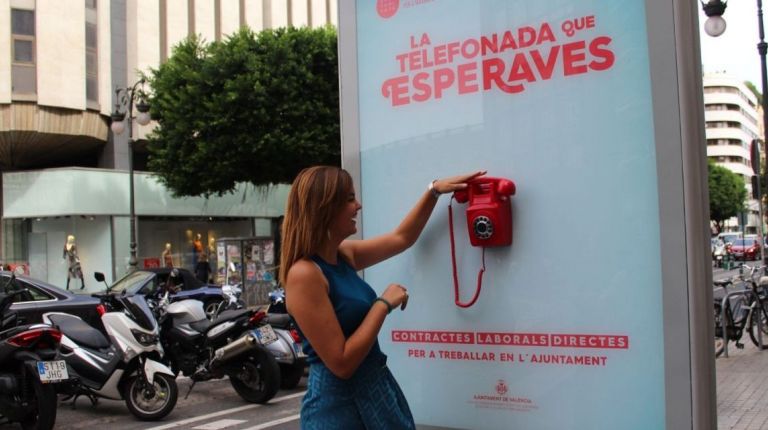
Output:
[{"xmin": 339, "ymin": 1, "xmax": 713, "ymax": 429}]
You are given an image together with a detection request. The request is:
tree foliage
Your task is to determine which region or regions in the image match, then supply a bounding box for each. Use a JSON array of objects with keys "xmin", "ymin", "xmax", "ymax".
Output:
[
  {"xmin": 709, "ymin": 160, "xmax": 747, "ymax": 233},
  {"xmin": 144, "ymin": 27, "xmax": 340, "ymax": 197}
]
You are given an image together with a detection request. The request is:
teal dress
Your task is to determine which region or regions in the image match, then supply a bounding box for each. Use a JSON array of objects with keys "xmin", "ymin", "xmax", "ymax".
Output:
[{"xmin": 295, "ymin": 254, "xmax": 415, "ymax": 430}]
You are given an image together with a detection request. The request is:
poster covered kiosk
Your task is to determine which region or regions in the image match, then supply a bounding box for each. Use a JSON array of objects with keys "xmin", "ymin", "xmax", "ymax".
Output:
[
  {"xmin": 214, "ymin": 237, "xmax": 277, "ymax": 306},
  {"xmin": 338, "ymin": 1, "xmax": 714, "ymax": 429}
]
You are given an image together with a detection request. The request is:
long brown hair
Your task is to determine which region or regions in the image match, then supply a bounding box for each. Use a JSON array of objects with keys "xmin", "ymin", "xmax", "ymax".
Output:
[{"xmin": 279, "ymin": 166, "xmax": 353, "ymax": 285}]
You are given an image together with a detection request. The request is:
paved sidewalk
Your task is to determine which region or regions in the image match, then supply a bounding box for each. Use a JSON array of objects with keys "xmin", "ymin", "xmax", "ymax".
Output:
[{"xmin": 717, "ymin": 340, "xmax": 768, "ymax": 429}]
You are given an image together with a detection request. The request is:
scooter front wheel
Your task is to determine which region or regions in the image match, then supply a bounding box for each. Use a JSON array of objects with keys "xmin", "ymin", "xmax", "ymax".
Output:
[{"xmin": 124, "ymin": 373, "xmax": 178, "ymax": 421}]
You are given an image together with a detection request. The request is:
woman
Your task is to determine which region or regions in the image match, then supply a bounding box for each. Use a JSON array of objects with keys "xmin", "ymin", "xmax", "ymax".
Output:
[
  {"xmin": 195, "ymin": 252, "xmax": 212, "ymax": 283},
  {"xmin": 280, "ymin": 166, "xmax": 484, "ymax": 429}
]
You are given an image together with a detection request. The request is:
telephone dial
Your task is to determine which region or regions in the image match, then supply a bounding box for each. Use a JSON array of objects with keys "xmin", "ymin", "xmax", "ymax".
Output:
[{"xmin": 449, "ymin": 176, "xmax": 516, "ymax": 307}]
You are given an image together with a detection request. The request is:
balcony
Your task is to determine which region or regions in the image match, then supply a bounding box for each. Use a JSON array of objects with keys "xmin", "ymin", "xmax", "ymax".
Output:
[{"xmin": 0, "ymin": 102, "xmax": 108, "ymax": 169}]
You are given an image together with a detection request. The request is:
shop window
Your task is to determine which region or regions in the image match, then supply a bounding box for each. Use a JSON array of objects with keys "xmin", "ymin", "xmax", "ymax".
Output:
[{"xmin": 2, "ymin": 219, "xmax": 30, "ymax": 267}]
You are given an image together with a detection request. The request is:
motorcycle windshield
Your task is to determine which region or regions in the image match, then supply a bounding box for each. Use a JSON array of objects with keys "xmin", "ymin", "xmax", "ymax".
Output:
[{"xmin": 122, "ymin": 294, "xmax": 157, "ymax": 331}]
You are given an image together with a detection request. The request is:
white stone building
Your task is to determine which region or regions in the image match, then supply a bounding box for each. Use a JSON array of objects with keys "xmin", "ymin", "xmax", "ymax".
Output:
[
  {"xmin": 0, "ymin": 0, "xmax": 337, "ymax": 290},
  {"xmin": 703, "ymin": 73, "xmax": 762, "ymax": 234}
]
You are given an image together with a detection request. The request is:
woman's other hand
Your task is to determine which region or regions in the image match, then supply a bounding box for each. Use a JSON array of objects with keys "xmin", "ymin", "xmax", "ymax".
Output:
[{"xmin": 381, "ymin": 283, "xmax": 409, "ymax": 311}]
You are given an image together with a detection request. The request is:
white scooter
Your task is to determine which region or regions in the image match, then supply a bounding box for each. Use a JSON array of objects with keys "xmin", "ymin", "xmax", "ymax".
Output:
[
  {"xmin": 264, "ymin": 286, "xmax": 307, "ymax": 389},
  {"xmin": 213, "ymin": 283, "xmax": 306, "ymax": 389},
  {"xmin": 714, "ymin": 240, "xmax": 728, "ymax": 268},
  {"xmin": 42, "ymin": 272, "xmax": 178, "ymax": 421}
]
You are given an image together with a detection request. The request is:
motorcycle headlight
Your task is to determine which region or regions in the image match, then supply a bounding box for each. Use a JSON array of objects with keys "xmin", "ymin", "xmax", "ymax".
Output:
[{"xmin": 130, "ymin": 329, "xmax": 159, "ymax": 347}]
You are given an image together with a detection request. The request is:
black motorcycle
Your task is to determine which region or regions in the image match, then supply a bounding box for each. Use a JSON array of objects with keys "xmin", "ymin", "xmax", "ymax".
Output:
[
  {"xmin": 151, "ymin": 289, "xmax": 280, "ymax": 403},
  {"xmin": 0, "ymin": 279, "xmax": 67, "ymax": 430}
]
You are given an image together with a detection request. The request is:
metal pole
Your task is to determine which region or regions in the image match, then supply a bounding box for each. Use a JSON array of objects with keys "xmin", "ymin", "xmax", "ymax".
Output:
[
  {"xmin": 758, "ymin": 0, "xmax": 768, "ymax": 266},
  {"xmin": 127, "ymin": 90, "xmax": 137, "ymax": 272},
  {"xmin": 757, "ymin": 185, "xmax": 765, "ymax": 262}
]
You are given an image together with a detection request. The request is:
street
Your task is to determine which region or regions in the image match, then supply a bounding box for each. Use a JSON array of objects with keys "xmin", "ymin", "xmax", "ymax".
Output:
[
  {"xmin": 20, "ymin": 377, "xmax": 307, "ymax": 430},
  {"xmin": 0, "ymin": 260, "xmax": 757, "ymax": 430},
  {"xmin": 712, "ymin": 259, "xmax": 761, "ymax": 281}
]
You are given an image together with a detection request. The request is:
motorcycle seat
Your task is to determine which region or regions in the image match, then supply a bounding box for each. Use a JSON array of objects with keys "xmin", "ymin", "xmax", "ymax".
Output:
[
  {"xmin": 48, "ymin": 314, "xmax": 111, "ymax": 350},
  {"xmin": 190, "ymin": 319, "xmax": 212, "ymax": 333},
  {"xmin": 195, "ymin": 309, "xmax": 251, "ymax": 333},
  {"xmin": 263, "ymin": 313, "xmax": 291, "ymax": 329},
  {"xmin": 216, "ymin": 309, "xmax": 251, "ymax": 322}
]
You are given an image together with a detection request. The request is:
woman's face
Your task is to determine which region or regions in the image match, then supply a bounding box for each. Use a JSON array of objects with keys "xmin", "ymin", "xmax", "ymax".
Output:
[{"xmin": 329, "ymin": 185, "xmax": 362, "ymax": 240}]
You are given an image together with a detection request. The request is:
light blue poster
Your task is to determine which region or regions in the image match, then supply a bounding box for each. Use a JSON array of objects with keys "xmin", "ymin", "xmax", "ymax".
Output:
[{"xmin": 354, "ymin": 1, "xmax": 664, "ymax": 429}]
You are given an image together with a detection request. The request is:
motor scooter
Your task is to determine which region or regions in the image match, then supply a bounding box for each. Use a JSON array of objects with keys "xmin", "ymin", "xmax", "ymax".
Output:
[
  {"xmin": 206, "ymin": 282, "xmax": 305, "ymax": 389},
  {"xmin": 714, "ymin": 240, "xmax": 728, "ymax": 268},
  {"xmin": 42, "ymin": 272, "xmax": 178, "ymax": 421},
  {"xmin": 209, "ymin": 283, "xmax": 246, "ymax": 320},
  {"xmin": 264, "ymin": 286, "xmax": 307, "ymax": 389}
]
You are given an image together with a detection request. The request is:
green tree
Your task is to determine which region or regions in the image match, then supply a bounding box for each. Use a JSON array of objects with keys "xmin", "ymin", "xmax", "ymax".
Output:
[
  {"xmin": 144, "ymin": 27, "xmax": 340, "ymax": 197},
  {"xmin": 709, "ymin": 160, "xmax": 747, "ymax": 233}
]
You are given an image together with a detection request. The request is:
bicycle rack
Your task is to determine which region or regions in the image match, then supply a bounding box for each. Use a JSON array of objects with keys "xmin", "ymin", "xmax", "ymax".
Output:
[{"xmin": 720, "ymin": 289, "xmax": 764, "ymax": 357}]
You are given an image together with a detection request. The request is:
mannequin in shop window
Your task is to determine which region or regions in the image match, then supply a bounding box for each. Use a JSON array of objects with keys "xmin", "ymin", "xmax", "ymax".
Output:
[
  {"xmin": 63, "ymin": 235, "xmax": 84, "ymax": 290},
  {"xmin": 192, "ymin": 233, "xmax": 204, "ymax": 267},
  {"xmin": 161, "ymin": 243, "xmax": 174, "ymax": 268}
]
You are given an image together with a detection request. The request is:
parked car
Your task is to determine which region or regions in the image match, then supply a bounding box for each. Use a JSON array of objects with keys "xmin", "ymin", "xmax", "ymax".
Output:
[
  {"xmin": 3, "ymin": 271, "xmax": 102, "ymax": 329},
  {"xmin": 729, "ymin": 238, "xmax": 761, "ymax": 261},
  {"xmin": 129, "ymin": 268, "xmax": 225, "ymax": 318}
]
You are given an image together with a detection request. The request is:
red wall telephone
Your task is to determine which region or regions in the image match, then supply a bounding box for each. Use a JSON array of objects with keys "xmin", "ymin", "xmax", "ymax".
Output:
[
  {"xmin": 449, "ymin": 177, "xmax": 516, "ymax": 307},
  {"xmin": 453, "ymin": 178, "xmax": 516, "ymax": 247}
]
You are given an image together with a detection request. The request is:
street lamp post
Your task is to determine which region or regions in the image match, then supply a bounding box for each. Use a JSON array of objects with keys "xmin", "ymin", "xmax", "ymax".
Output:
[
  {"xmin": 702, "ymin": 0, "xmax": 768, "ymax": 264},
  {"xmin": 110, "ymin": 79, "xmax": 151, "ymax": 272}
]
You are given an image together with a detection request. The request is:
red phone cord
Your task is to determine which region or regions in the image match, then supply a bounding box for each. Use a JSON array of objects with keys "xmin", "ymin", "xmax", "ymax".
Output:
[{"xmin": 448, "ymin": 197, "xmax": 486, "ymax": 308}]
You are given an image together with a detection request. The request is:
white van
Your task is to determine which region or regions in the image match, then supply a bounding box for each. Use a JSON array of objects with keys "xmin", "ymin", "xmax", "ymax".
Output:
[{"xmin": 717, "ymin": 232, "xmax": 743, "ymax": 245}]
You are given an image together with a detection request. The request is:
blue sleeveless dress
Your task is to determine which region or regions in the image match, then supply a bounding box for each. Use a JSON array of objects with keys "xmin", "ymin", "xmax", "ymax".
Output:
[{"xmin": 296, "ymin": 254, "xmax": 415, "ymax": 430}]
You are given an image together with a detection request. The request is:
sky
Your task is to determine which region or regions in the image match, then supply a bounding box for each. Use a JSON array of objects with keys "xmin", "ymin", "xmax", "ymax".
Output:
[{"xmin": 698, "ymin": 1, "xmax": 764, "ymax": 87}]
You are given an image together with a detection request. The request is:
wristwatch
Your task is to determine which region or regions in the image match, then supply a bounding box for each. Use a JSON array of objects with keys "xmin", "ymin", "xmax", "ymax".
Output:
[{"xmin": 428, "ymin": 180, "xmax": 441, "ymax": 199}]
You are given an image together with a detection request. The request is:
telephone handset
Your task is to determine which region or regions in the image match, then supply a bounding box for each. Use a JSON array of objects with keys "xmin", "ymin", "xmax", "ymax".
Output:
[{"xmin": 449, "ymin": 177, "xmax": 516, "ymax": 307}]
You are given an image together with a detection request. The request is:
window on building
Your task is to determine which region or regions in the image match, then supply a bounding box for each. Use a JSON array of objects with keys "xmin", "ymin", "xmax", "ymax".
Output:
[
  {"xmin": 11, "ymin": 9, "xmax": 36, "ymax": 95},
  {"xmin": 86, "ymin": 1, "xmax": 98, "ymax": 104}
]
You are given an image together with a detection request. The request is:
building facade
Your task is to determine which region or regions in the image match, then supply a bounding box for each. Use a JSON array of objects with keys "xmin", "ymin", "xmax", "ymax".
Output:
[
  {"xmin": 703, "ymin": 73, "xmax": 762, "ymax": 234},
  {"xmin": 0, "ymin": 0, "xmax": 337, "ymax": 291}
]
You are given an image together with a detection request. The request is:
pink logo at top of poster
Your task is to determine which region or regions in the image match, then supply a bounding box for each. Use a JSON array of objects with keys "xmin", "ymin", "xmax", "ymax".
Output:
[
  {"xmin": 496, "ymin": 379, "xmax": 508, "ymax": 396},
  {"xmin": 377, "ymin": 0, "xmax": 399, "ymax": 19}
]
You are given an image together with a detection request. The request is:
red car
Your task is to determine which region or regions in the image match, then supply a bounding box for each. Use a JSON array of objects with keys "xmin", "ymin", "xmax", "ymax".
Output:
[{"xmin": 729, "ymin": 238, "xmax": 761, "ymax": 261}]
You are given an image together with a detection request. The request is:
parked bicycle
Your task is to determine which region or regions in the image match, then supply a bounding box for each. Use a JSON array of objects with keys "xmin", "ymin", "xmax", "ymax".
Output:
[{"xmin": 713, "ymin": 264, "xmax": 768, "ymax": 357}]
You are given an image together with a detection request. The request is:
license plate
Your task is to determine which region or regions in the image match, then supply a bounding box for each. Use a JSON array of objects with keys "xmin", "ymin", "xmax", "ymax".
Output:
[
  {"xmin": 293, "ymin": 342, "xmax": 306, "ymax": 358},
  {"xmin": 254, "ymin": 324, "xmax": 278, "ymax": 345},
  {"xmin": 37, "ymin": 360, "xmax": 68, "ymax": 383}
]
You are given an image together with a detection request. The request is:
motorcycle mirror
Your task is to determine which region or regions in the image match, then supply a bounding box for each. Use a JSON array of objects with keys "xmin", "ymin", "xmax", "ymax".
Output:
[{"xmin": 94, "ymin": 272, "xmax": 111, "ymax": 292}]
